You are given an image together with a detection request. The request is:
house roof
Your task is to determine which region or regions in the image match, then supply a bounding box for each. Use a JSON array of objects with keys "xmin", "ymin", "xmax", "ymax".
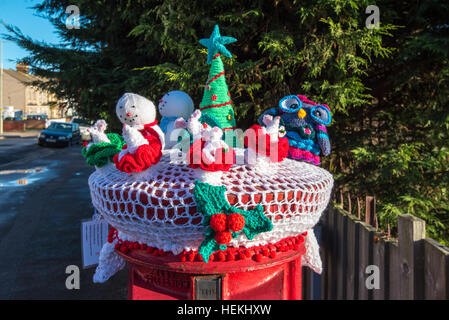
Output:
[{"xmin": 2, "ymin": 68, "xmax": 40, "ymax": 85}]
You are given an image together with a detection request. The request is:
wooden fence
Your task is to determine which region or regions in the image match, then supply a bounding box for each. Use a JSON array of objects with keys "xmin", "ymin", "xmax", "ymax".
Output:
[{"xmin": 302, "ymin": 197, "xmax": 449, "ymax": 300}]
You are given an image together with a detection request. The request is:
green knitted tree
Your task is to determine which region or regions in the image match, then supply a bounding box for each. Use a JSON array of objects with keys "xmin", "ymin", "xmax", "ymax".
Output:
[{"xmin": 199, "ymin": 25, "xmax": 237, "ymax": 131}]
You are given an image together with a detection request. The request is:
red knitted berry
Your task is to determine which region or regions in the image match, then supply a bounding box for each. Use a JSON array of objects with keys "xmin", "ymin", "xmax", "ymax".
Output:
[
  {"xmin": 270, "ymin": 251, "xmax": 277, "ymax": 259},
  {"xmin": 140, "ymin": 243, "xmax": 147, "ymax": 250},
  {"xmin": 210, "ymin": 213, "xmax": 227, "ymax": 232},
  {"xmin": 146, "ymin": 246, "xmax": 154, "ymax": 254},
  {"xmin": 188, "ymin": 252, "xmax": 196, "ymax": 262},
  {"xmin": 239, "ymin": 252, "xmax": 247, "ymax": 260},
  {"xmin": 255, "ymin": 254, "xmax": 263, "ymax": 262},
  {"xmin": 215, "ymin": 231, "xmax": 232, "ymax": 245},
  {"xmin": 218, "ymin": 251, "xmax": 226, "ymax": 262},
  {"xmin": 180, "ymin": 254, "xmax": 187, "ymax": 262},
  {"xmin": 227, "ymin": 252, "xmax": 235, "ymax": 261},
  {"xmin": 120, "ymin": 246, "xmax": 129, "ymax": 254},
  {"xmin": 226, "ymin": 213, "xmax": 245, "ymax": 232}
]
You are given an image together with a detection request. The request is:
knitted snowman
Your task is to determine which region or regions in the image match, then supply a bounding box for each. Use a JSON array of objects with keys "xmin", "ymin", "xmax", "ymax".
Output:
[
  {"xmin": 158, "ymin": 91, "xmax": 194, "ymax": 149},
  {"xmin": 113, "ymin": 93, "xmax": 165, "ymax": 176}
]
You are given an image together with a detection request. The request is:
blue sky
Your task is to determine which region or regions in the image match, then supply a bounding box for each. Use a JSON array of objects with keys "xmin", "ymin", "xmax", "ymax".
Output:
[{"xmin": 0, "ymin": 0, "xmax": 60, "ymax": 70}]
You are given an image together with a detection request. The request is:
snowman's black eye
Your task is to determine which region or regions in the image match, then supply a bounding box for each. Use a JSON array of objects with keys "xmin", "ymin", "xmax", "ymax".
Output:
[
  {"xmin": 131, "ymin": 105, "xmax": 135, "ymax": 108},
  {"xmin": 120, "ymin": 106, "xmax": 123, "ymax": 109}
]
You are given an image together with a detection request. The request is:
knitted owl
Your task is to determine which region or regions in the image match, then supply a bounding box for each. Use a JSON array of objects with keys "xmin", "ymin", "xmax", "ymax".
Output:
[{"xmin": 258, "ymin": 95, "xmax": 331, "ymax": 165}]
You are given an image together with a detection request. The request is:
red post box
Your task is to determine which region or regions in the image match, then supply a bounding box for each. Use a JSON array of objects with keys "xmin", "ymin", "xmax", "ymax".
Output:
[{"xmin": 117, "ymin": 240, "xmax": 306, "ymax": 300}]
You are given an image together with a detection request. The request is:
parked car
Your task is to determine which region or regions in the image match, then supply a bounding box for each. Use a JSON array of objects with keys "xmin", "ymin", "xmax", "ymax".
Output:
[
  {"xmin": 38, "ymin": 122, "xmax": 81, "ymax": 147},
  {"xmin": 71, "ymin": 118, "xmax": 93, "ymax": 141},
  {"xmin": 27, "ymin": 114, "xmax": 48, "ymax": 120}
]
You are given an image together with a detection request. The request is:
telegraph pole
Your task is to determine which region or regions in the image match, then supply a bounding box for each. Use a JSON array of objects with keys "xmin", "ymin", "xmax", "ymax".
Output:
[{"xmin": 0, "ymin": 40, "xmax": 3, "ymax": 135}]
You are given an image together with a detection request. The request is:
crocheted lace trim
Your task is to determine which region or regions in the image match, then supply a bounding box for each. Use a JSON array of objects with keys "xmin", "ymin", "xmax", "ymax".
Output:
[{"xmin": 89, "ymin": 149, "xmax": 333, "ymax": 258}]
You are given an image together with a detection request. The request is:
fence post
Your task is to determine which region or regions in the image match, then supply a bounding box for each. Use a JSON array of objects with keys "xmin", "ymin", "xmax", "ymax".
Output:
[
  {"xmin": 423, "ymin": 238, "xmax": 449, "ymax": 299},
  {"xmin": 365, "ymin": 196, "xmax": 376, "ymax": 228},
  {"xmin": 397, "ymin": 214, "xmax": 426, "ymax": 299}
]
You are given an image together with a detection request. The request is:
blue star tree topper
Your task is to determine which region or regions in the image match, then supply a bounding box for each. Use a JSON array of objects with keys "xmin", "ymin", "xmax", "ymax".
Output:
[{"xmin": 199, "ymin": 25, "xmax": 237, "ymax": 64}]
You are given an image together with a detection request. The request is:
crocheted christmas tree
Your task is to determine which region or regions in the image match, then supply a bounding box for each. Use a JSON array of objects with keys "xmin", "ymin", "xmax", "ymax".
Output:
[
  {"xmin": 193, "ymin": 181, "xmax": 273, "ymax": 262},
  {"xmin": 199, "ymin": 25, "xmax": 237, "ymax": 132}
]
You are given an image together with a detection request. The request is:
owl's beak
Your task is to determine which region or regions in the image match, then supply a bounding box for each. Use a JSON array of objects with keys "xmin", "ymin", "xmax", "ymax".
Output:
[{"xmin": 297, "ymin": 109, "xmax": 307, "ymax": 119}]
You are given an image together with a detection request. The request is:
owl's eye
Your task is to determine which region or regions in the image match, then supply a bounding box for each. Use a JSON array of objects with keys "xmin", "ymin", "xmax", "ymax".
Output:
[
  {"xmin": 279, "ymin": 95, "xmax": 302, "ymax": 113},
  {"xmin": 310, "ymin": 105, "xmax": 331, "ymax": 125}
]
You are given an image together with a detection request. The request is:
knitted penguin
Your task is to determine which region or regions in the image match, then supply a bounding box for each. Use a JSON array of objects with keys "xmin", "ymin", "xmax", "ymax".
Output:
[
  {"xmin": 113, "ymin": 93, "xmax": 165, "ymax": 174},
  {"xmin": 258, "ymin": 95, "xmax": 331, "ymax": 165},
  {"xmin": 158, "ymin": 91, "xmax": 194, "ymax": 149}
]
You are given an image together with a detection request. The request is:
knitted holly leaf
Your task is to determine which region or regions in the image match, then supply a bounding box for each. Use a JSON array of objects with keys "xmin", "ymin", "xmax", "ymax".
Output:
[
  {"xmin": 82, "ymin": 133, "xmax": 125, "ymax": 167},
  {"xmin": 198, "ymin": 234, "xmax": 226, "ymax": 263},
  {"xmin": 192, "ymin": 180, "xmax": 228, "ymax": 218},
  {"xmin": 230, "ymin": 205, "xmax": 273, "ymax": 240},
  {"xmin": 193, "ymin": 180, "xmax": 273, "ymax": 262}
]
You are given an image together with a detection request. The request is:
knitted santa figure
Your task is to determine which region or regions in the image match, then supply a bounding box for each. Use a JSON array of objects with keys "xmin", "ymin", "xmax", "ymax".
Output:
[
  {"xmin": 244, "ymin": 115, "xmax": 289, "ymax": 171},
  {"xmin": 184, "ymin": 110, "xmax": 235, "ymax": 185},
  {"xmin": 113, "ymin": 93, "xmax": 165, "ymax": 175}
]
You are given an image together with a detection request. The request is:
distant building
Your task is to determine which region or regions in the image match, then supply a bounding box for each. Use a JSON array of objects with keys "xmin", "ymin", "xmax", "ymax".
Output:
[{"xmin": 1, "ymin": 63, "xmax": 65, "ymax": 119}]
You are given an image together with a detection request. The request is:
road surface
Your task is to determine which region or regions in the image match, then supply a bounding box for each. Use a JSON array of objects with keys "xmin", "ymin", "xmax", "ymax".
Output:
[{"xmin": 0, "ymin": 138, "xmax": 128, "ymax": 299}]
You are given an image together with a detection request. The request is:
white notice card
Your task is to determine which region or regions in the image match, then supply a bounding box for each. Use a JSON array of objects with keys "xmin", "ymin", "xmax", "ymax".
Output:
[{"xmin": 81, "ymin": 219, "xmax": 109, "ymax": 269}]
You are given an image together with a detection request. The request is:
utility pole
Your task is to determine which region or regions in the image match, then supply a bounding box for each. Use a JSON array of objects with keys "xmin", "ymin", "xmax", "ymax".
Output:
[{"xmin": 0, "ymin": 40, "xmax": 3, "ymax": 135}]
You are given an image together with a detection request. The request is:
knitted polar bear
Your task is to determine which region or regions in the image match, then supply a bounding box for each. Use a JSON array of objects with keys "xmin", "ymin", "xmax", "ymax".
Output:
[
  {"xmin": 158, "ymin": 91, "xmax": 194, "ymax": 149},
  {"xmin": 113, "ymin": 93, "xmax": 165, "ymax": 174}
]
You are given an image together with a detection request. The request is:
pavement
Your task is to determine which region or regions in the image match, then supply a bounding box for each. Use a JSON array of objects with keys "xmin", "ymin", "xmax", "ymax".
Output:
[
  {"xmin": 0, "ymin": 130, "xmax": 41, "ymax": 139},
  {"xmin": 0, "ymin": 137, "xmax": 128, "ymax": 299}
]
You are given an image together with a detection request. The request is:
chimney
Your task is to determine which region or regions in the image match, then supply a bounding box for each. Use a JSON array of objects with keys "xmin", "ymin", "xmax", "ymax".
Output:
[{"xmin": 16, "ymin": 63, "xmax": 29, "ymax": 74}]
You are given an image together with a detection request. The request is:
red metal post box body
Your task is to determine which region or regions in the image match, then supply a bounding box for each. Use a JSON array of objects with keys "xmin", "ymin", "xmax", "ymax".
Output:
[{"xmin": 117, "ymin": 241, "xmax": 306, "ymax": 300}]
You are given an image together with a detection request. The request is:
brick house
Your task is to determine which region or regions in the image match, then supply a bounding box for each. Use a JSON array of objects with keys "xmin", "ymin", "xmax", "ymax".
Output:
[{"xmin": 1, "ymin": 63, "xmax": 64, "ymax": 118}]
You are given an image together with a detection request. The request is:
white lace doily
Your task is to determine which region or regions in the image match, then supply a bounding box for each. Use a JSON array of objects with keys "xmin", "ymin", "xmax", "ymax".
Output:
[{"xmin": 88, "ymin": 149, "xmax": 333, "ymax": 256}]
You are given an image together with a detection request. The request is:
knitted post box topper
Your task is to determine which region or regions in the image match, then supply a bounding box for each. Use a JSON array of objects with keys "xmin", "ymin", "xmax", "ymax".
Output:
[
  {"xmin": 158, "ymin": 91, "xmax": 194, "ymax": 149},
  {"xmin": 258, "ymin": 95, "xmax": 332, "ymax": 166},
  {"xmin": 82, "ymin": 119, "xmax": 126, "ymax": 168},
  {"xmin": 244, "ymin": 115, "xmax": 289, "ymax": 164},
  {"xmin": 113, "ymin": 93, "xmax": 165, "ymax": 174}
]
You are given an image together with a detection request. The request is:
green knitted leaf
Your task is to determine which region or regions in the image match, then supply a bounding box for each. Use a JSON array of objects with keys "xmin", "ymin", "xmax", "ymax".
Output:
[
  {"xmin": 81, "ymin": 133, "xmax": 125, "ymax": 167},
  {"xmin": 198, "ymin": 235, "xmax": 225, "ymax": 263},
  {"xmin": 238, "ymin": 205, "xmax": 273, "ymax": 240},
  {"xmin": 193, "ymin": 180, "xmax": 273, "ymax": 262},
  {"xmin": 192, "ymin": 180, "xmax": 228, "ymax": 218}
]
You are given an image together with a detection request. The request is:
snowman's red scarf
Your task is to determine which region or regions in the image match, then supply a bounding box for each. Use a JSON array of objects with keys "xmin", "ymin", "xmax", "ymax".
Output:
[{"xmin": 113, "ymin": 121, "xmax": 162, "ymax": 174}]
